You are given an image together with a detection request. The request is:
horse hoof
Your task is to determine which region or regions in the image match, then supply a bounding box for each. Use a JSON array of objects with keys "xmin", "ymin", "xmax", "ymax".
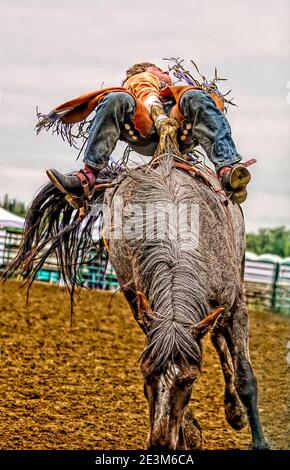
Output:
[
  {"xmin": 225, "ymin": 397, "xmax": 248, "ymax": 430},
  {"xmin": 250, "ymin": 438, "xmax": 271, "ymax": 450},
  {"xmin": 184, "ymin": 409, "xmax": 203, "ymax": 450}
]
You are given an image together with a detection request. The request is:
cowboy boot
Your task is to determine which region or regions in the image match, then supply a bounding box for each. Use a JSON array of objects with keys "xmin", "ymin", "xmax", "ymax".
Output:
[
  {"xmin": 46, "ymin": 164, "xmax": 98, "ymax": 198},
  {"xmin": 218, "ymin": 163, "xmax": 252, "ymax": 204}
]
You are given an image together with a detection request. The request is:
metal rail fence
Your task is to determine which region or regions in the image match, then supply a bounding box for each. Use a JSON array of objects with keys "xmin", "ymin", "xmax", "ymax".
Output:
[
  {"xmin": 0, "ymin": 227, "xmax": 118, "ymax": 291},
  {"xmin": 1, "ymin": 227, "xmax": 289, "ymax": 315}
]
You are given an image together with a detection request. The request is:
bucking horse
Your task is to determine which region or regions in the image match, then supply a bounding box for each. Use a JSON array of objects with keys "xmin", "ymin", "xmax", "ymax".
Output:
[{"xmin": 3, "ymin": 150, "xmax": 270, "ymax": 450}]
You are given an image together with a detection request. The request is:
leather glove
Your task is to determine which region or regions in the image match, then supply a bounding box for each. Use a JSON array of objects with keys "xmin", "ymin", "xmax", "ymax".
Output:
[{"xmin": 151, "ymin": 105, "xmax": 180, "ymax": 153}]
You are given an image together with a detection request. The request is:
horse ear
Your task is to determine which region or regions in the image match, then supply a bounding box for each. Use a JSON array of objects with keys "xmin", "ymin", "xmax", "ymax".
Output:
[
  {"xmin": 137, "ymin": 291, "xmax": 154, "ymax": 330},
  {"xmin": 192, "ymin": 307, "xmax": 224, "ymax": 339},
  {"xmin": 137, "ymin": 291, "xmax": 149, "ymax": 312}
]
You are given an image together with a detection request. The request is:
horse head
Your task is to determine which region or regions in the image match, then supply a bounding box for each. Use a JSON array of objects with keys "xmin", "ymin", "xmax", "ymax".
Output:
[{"xmin": 137, "ymin": 292, "xmax": 223, "ymax": 450}]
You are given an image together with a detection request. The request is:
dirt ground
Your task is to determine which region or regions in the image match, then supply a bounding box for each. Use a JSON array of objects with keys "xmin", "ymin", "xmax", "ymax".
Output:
[{"xmin": 0, "ymin": 280, "xmax": 289, "ymax": 450}]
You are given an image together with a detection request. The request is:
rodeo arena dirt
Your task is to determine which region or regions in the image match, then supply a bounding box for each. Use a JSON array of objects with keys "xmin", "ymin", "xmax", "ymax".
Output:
[{"xmin": 0, "ymin": 280, "xmax": 289, "ymax": 450}]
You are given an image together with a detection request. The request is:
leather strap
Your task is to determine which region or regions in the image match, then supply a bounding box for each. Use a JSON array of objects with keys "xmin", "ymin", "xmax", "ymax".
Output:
[
  {"xmin": 94, "ymin": 182, "xmax": 115, "ymax": 191},
  {"xmin": 74, "ymin": 170, "xmax": 91, "ymax": 197},
  {"xmin": 173, "ymin": 162, "xmax": 211, "ymax": 188},
  {"xmin": 243, "ymin": 158, "xmax": 257, "ymax": 167},
  {"xmin": 219, "ymin": 158, "xmax": 257, "ymax": 177}
]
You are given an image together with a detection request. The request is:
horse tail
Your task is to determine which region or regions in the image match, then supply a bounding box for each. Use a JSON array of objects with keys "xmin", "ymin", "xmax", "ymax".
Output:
[{"xmin": 2, "ymin": 182, "xmax": 107, "ymax": 309}]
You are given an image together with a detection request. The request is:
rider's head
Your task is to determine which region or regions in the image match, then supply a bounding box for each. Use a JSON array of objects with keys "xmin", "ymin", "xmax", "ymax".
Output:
[
  {"xmin": 123, "ymin": 62, "xmax": 172, "ymax": 85},
  {"xmin": 125, "ymin": 62, "xmax": 156, "ymax": 80}
]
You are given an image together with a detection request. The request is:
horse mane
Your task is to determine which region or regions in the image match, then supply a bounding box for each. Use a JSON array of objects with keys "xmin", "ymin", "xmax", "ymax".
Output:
[{"xmin": 110, "ymin": 155, "xmax": 210, "ymax": 374}]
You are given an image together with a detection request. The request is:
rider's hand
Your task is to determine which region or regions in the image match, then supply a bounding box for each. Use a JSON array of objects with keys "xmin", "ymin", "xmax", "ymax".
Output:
[{"xmin": 156, "ymin": 117, "xmax": 180, "ymax": 152}]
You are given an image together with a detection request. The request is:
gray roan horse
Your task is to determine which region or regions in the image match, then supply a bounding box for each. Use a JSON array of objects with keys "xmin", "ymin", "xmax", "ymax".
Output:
[{"xmin": 4, "ymin": 154, "xmax": 270, "ymax": 450}]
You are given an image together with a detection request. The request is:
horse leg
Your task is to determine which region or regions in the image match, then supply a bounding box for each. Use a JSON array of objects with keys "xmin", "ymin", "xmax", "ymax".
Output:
[
  {"xmin": 224, "ymin": 293, "xmax": 270, "ymax": 449},
  {"xmin": 211, "ymin": 327, "xmax": 247, "ymax": 430}
]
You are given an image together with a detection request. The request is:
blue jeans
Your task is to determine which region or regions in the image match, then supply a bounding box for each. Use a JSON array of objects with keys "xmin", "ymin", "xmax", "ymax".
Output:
[{"xmin": 83, "ymin": 90, "xmax": 241, "ymax": 171}]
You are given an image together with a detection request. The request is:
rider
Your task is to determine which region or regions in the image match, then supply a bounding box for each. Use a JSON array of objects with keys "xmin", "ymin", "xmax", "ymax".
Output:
[{"xmin": 45, "ymin": 62, "xmax": 252, "ymax": 203}]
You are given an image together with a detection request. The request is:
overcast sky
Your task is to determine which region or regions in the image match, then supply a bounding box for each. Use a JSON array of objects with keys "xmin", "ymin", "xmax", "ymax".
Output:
[{"xmin": 0, "ymin": 0, "xmax": 289, "ymax": 232}]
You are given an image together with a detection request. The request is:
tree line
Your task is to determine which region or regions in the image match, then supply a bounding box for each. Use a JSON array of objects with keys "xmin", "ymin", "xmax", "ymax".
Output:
[
  {"xmin": 246, "ymin": 227, "xmax": 290, "ymax": 258},
  {"xmin": 0, "ymin": 194, "xmax": 27, "ymax": 218}
]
